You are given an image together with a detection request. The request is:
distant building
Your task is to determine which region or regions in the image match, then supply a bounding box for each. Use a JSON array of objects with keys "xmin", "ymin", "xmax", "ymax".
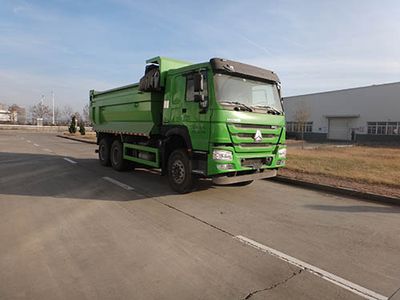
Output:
[
  {"xmin": 283, "ymin": 82, "xmax": 400, "ymax": 144},
  {"xmin": 9, "ymin": 105, "xmax": 26, "ymax": 124},
  {"xmin": 0, "ymin": 109, "xmax": 13, "ymax": 123},
  {"xmin": 0, "ymin": 104, "xmax": 27, "ymax": 124}
]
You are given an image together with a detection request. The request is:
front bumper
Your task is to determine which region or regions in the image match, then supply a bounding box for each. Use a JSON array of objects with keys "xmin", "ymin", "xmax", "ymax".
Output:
[
  {"xmin": 212, "ymin": 169, "xmax": 277, "ymax": 184},
  {"xmin": 207, "ymin": 145, "xmax": 286, "ymax": 176}
]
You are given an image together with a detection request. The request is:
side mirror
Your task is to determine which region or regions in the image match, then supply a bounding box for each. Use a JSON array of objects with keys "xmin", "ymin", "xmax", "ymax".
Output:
[
  {"xmin": 199, "ymin": 99, "xmax": 208, "ymax": 113},
  {"xmin": 194, "ymin": 94, "xmax": 205, "ymax": 102},
  {"xmin": 200, "ymin": 99, "xmax": 208, "ymax": 109},
  {"xmin": 193, "ymin": 73, "xmax": 204, "ymax": 92}
]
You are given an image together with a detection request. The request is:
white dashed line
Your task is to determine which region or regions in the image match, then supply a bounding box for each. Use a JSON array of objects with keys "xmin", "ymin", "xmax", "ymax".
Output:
[
  {"xmin": 63, "ymin": 158, "xmax": 77, "ymax": 164},
  {"xmin": 26, "ymin": 140, "xmax": 31, "ymax": 143},
  {"xmin": 235, "ymin": 235, "xmax": 387, "ymax": 300},
  {"xmin": 33, "ymin": 143, "xmax": 39, "ymax": 147},
  {"xmin": 102, "ymin": 177, "xmax": 135, "ymax": 191},
  {"xmin": 43, "ymin": 148, "xmax": 53, "ymax": 152}
]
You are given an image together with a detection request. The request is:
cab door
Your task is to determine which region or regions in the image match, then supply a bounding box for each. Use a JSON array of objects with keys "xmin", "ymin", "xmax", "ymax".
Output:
[{"xmin": 181, "ymin": 70, "xmax": 211, "ymax": 151}]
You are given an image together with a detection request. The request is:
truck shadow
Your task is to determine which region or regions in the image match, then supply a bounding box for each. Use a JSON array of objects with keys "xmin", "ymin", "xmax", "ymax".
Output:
[
  {"xmin": 305, "ymin": 204, "xmax": 400, "ymax": 214},
  {"xmin": 0, "ymin": 152, "xmax": 214, "ymax": 202}
]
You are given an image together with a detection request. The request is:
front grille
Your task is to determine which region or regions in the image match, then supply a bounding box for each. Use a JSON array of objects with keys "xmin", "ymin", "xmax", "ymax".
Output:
[
  {"xmin": 236, "ymin": 133, "xmax": 276, "ymax": 139},
  {"xmin": 232, "ymin": 123, "xmax": 280, "ymax": 130},
  {"xmin": 238, "ymin": 143, "xmax": 272, "ymax": 148},
  {"xmin": 227, "ymin": 123, "xmax": 281, "ymax": 152},
  {"xmin": 241, "ymin": 157, "xmax": 273, "ymax": 168}
]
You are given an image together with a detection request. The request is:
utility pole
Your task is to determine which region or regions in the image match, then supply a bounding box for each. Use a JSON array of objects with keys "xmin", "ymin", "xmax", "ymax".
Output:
[{"xmin": 52, "ymin": 91, "xmax": 55, "ymax": 125}]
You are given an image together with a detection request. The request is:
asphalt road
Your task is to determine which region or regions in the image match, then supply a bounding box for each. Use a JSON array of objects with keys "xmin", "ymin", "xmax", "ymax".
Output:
[{"xmin": 0, "ymin": 130, "xmax": 399, "ymax": 300}]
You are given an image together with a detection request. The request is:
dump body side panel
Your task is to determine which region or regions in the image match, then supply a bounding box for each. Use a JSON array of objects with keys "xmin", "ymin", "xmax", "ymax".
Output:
[{"xmin": 90, "ymin": 84, "xmax": 163, "ymax": 136}]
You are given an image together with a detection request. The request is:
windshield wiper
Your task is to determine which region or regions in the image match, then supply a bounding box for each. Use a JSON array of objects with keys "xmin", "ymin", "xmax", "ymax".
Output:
[
  {"xmin": 220, "ymin": 101, "xmax": 253, "ymax": 112},
  {"xmin": 251, "ymin": 105, "xmax": 282, "ymax": 115}
]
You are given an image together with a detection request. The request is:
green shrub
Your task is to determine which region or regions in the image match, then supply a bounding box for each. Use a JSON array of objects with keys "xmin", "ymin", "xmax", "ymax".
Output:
[
  {"xmin": 68, "ymin": 116, "xmax": 77, "ymax": 134},
  {"xmin": 79, "ymin": 121, "xmax": 85, "ymax": 135}
]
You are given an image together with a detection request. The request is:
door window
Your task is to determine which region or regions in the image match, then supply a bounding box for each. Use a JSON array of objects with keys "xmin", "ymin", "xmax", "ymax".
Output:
[{"xmin": 185, "ymin": 72, "xmax": 208, "ymax": 101}]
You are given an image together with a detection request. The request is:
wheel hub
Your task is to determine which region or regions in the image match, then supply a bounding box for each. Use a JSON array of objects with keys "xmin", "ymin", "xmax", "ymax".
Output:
[{"xmin": 172, "ymin": 160, "xmax": 185, "ymax": 184}]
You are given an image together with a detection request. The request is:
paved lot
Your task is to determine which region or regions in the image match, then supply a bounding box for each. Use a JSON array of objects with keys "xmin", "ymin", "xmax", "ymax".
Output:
[{"xmin": 0, "ymin": 131, "xmax": 399, "ymax": 300}]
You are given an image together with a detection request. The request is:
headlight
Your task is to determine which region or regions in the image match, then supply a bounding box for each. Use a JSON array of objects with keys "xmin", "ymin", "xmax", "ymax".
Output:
[
  {"xmin": 213, "ymin": 149, "xmax": 233, "ymax": 161},
  {"xmin": 278, "ymin": 148, "xmax": 287, "ymax": 158}
]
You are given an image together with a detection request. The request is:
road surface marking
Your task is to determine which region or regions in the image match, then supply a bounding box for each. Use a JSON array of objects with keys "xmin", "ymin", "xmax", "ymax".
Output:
[
  {"xmin": 63, "ymin": 158, "xmax": 77, "ymax": 164},
  {"xmin": 43, "ymin": 148, "xmax": 53, "ymax": 152},
  {"xmin": 235, "ymin": 235, "xmax": 387, "ymax": 300},
  {"xmin": 33, "ymin": 143, "xmax": 39, "ymax": 147},
  {"xmin": 102, "ymin": 177, "xmax": 135, "ymax": 191},
  {"xmin": 26, "ymin": 140, "xmax": 31, "ymax": 143}
]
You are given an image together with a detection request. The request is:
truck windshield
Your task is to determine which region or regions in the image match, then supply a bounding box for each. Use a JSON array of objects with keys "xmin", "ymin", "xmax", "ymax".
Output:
[{"xmin": 214, "ymin": 74, "xmax": 282, "ymax": 112}]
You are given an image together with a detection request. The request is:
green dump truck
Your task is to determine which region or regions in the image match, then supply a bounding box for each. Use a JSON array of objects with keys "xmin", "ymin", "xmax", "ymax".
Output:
[{"xmin": 90, "ymin": 57, "xmax": 286, "ymax": 193}]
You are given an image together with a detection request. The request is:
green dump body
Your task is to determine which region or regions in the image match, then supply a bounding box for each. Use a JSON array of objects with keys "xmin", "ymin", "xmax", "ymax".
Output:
[
  {"xmin": 90, "ymin": 56, "xmax": 190, "ymax": 136},
  {"xmin": 90, "ymin": 84, "xmax": 163, "ymax": 136}
]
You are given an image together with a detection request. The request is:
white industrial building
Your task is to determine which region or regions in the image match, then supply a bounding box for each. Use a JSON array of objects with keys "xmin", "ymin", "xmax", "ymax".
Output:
[
  {"xmin": 0, "ymin": 109, "xmax": 13, "ymax": 123},
  {"xmin": 283, "ymin": 82, "xmax": 400, "ymax": 144}
]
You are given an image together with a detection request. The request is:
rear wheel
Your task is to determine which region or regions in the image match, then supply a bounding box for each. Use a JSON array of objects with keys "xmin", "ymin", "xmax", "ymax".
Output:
[
  {"xmin": 168, "ymin": 149, "xmax": 193, "ymax": 193},
  {"xmin": 98, "ymin": 138, "xmax": 111, "ymax": 166},
  {"xmin": 110, "ymin": 140, "xmax": 131, "ymax": 171}
]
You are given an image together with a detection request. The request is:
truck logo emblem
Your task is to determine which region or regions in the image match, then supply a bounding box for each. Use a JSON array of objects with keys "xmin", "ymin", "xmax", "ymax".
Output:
[{"xmin": 254, "ymin": 130, "xmax": 262, "ymax": 142}]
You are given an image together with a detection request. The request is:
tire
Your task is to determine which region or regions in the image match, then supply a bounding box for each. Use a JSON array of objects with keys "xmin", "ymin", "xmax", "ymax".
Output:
[
  {"xmin": 98, "ymin": 138, "xmax": 111, "ymax": 166},
  {"xmin": 168, "ymin": 149, "xmax": 193, "ymax": 193},
  {"xmin": 110, "ymin": 140, "xmax": 131, "ymax": 171},
  {"xmin": 231, "ymin": 180, "xmax": 254, "ymax": 186}
]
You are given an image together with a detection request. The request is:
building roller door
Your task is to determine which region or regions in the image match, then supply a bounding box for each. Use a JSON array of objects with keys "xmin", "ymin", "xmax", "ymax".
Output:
[{"xmin": 328, "ymin": 118, "xmax": 351, "ymax": 140}]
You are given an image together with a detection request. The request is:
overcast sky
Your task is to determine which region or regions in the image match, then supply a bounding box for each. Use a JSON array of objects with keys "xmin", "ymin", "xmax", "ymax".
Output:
[{"xmin": 1, "ymin": 0, "xmax": 399, "ymax": 110}]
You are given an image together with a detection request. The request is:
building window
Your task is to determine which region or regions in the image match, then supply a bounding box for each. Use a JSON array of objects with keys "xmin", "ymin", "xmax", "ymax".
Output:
[
  {"xmin": 377, "ymin": 122, "xmax": 386, "ymax": 135},
  {"xmin": 367, "ymin": 122, "xmax": 377, "ymax": 134},
  {"xmin": 367, "ymin": 122, "xmax": 400, "ymax": 135},
  {"xmin": 387, "ymin": 122, "xmax": 399, "ymax": 135},
  {"xmin": 286, "ymin": 121, "xmax": 313, "ymax": 133}
]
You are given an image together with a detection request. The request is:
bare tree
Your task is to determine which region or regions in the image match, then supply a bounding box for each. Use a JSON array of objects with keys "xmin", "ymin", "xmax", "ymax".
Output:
[
  {"xmin": 294, "ymin": 101, "xmax": 311, "ymax": 145},
  {"xmin": 74, "ymin": 111, "xmax": 82, "ymax": 123},
  {"xmin": 61, "ymin": 105, "xmax": 74, "ymax": 125},
  {"xmin": 30, "ymin": 102, "xmax": 50, "ymax": 123},
  {"xmin": 53, "ymin": 107, "xmax": 61, "ymax": 125},
  {"xmin": 82, "ymin": 104, "xmax": 90, "ymax": 125}
]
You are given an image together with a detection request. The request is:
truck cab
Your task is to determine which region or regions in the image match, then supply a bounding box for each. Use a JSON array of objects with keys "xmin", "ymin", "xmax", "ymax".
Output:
[{"xmin": 162, "ymin": 58, "xmax": 286, "ymax": 183}]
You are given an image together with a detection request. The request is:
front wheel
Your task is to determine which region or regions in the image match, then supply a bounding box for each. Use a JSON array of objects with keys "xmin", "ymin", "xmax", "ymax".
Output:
[{"xmin": 168, "ymin": 149, "xmax": 193, "ymax": 194}]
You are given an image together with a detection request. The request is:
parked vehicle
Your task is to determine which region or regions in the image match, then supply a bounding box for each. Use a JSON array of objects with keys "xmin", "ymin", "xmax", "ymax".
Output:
[{"xmin": 90, "ymin": 57, "xmax": 286, "ymax": 193}]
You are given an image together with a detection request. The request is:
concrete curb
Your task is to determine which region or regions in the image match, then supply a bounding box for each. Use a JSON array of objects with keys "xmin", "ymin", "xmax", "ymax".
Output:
[
  {"xmin": 272, "ymin": 176, "xmax": 400, "ymax": 206},
  {"xmin": 1, "ymin": 125, "xmax": 68, "ymax": 132},
  {"xmin": 56, "ymin": 134, "xmax": 97, "ymax": 145}
]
